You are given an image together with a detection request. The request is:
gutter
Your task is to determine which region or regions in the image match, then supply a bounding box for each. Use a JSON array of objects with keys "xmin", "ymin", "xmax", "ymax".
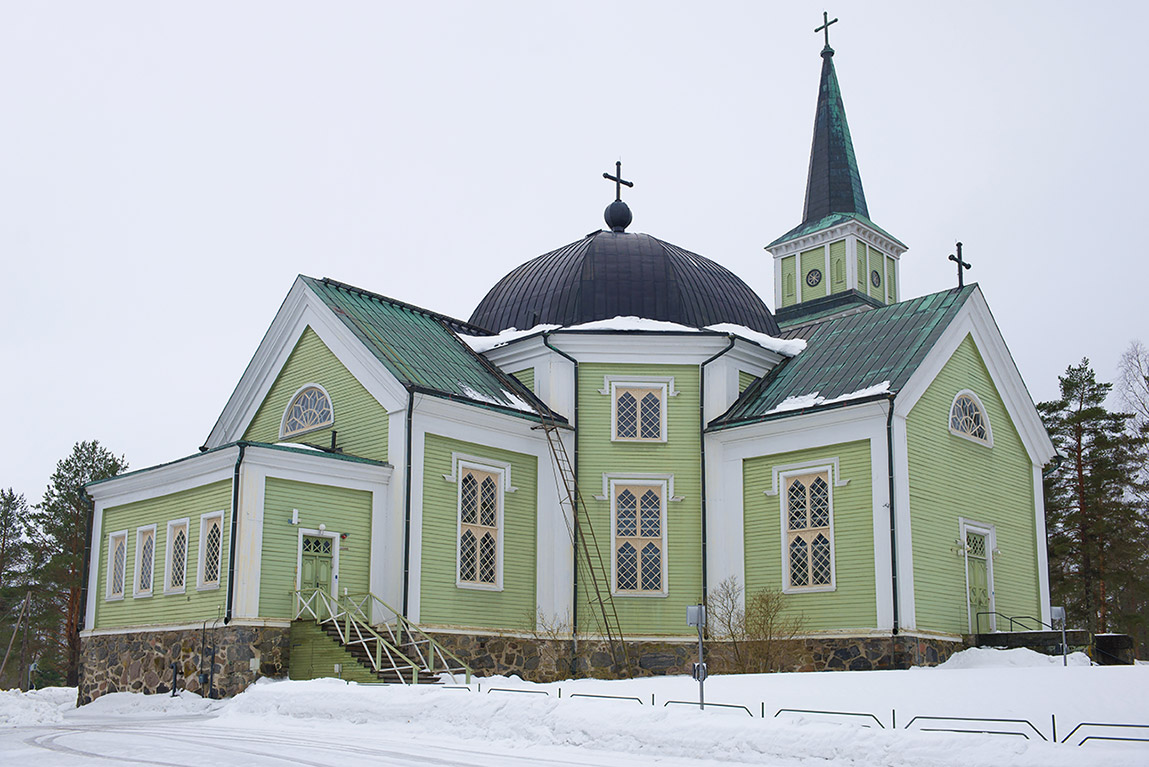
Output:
[
  {"xmin": 1042, "ymin": 453, "xmax": 1065, "ymax": 479},
  {"xmin": 885, "ymin": 395, "xmax": 899, "ymax": 635},
  {"xmin": 224, "ymin": 442, "xmax": 247, "ymax": 624},
  {"xmin": 401, "ymin": 388, "xmax": 415, "ymax": 617},
  {"xmin": 542, "ymin": 332, "xmax": 581, "ymax": 669},
  {"xmin": 698, "ymin": 335, "xmax": 737, "ymax": 605}
]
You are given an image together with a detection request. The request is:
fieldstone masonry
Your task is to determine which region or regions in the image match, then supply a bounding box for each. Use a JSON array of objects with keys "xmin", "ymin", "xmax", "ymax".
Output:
[{"xmin": 78, "ymin": 625, "xmax": 291, "ymax": 705}]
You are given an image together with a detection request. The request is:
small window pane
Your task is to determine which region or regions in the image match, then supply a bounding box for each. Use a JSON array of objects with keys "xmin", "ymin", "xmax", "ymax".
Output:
[
  {"xmin": 640, "ymin": 392, "xmax": 661, "ymax": 439},
  {"xmin": 479, "ymin": 533, "xmax": 497, "ymax": 584},
  {"xmin": 460, "ymin": 474, "xmax": 478, "ymax": 524},
  {"xmin": 111, "ymin": 538, "xmax": 126, "ymax": 596},
  {"xmin": 480, "ymin": 477, "xmax": 497, "ymax": 527},
  {"xmin": 810, "ymin": 477, "xmax": 830, "ymax": 528},
  {"xmin": 787, "ymin": 480, "xmax": 807, "ymax": 530},
  {"xmin": 138, "ymin": 532, "xmax": 153, "ymax": 592},
  {"xmin": 616, "ymin": 490, "xmax": 637, "ymax": 536},
  {"xmin": 811, "ymin": 534, "xmax": 832, "ymax": 585},
  {"xmin": 170, "ymin": 527, "xmax": 187, "ymax": 589},
  {"xmin": 639, "ymin": 490, "xmax": 660, "ymax": 537},
  {"xmin": 204, "ymin": 520, "xmax": 222, "ymax": 584},
  {"xmin": 617, "ymin": 392, "xmax": 638, "ymax": 438},
  {"xmin": 640, "ymin": 542, "xmax": 661, "ymax": 590},
  {"xmin": 616, "ymin": 542, "xmax": 638, "ymax": 591},
  {"xmin": 459, "ymin": 530, "xmax": 477, "ymax": 582},
  {"xmin": 789, "ymin": 537, "xmax": 808, "ymax": 587}
]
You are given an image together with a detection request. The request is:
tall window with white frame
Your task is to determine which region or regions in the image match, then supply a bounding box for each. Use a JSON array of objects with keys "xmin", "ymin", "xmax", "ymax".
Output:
[
  {"xmin": 613, "ymin": 484, "xmax": 664, "ymax": 594},
  {"xmin": 135, "ymin": 526, "xmax": 155, "ymax": 597},
  {"xmin": 166, "ymin": 519, "xmax": 189, "ymax": 593},
  {"xmin": 199, "ymin": 512, "xmax": 224, "ymax": 589},
  {"xmin": 458, "ymin": 466, "xmax": 499, "ymax": 587},
  {"xmin": 784, "ymin": 471, "xmax": 834, "ymax": 590},
  {"xmin": 107, "ymin": 531, "xmax": 127, "ymax": 600}
]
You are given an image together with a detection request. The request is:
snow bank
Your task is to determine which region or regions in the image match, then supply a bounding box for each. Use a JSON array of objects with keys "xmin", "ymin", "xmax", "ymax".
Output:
[
  {"xmin": 0, "ymin": 687, "xmax": 75, "ymax": 726},
  {"xmin": 70, "ymin": 689, "xmax": 217, "ymax": 719},
  {"xmin": 936, "ymin": 647, "xmax": 1091, "ymax": 669}
]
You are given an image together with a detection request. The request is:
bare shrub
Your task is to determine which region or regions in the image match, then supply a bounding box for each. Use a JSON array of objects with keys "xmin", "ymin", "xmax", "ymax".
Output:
[{"xmin": 707, "ymin": 576, "xmax": 805, "ymax": 673}]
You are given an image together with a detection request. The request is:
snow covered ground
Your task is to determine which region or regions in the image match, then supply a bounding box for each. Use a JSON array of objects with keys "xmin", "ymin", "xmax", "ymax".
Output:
[{"xmin": 1, "ymin": 648, "xmax": 1147, "ymax": 766}]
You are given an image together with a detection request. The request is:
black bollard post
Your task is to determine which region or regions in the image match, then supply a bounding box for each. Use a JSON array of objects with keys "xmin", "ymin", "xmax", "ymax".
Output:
[{"xmin": 170, "ymin": 662, "xmax": 179, "ymax": 697}]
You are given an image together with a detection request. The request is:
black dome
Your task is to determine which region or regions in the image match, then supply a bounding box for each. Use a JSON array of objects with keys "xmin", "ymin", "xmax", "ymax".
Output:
[{"xmin": 469, "ymin": 230, "xmax": 780, "ymax": 334}]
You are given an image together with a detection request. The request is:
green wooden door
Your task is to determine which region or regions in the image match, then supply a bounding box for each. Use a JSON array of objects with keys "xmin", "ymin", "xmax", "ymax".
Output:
[
  {"xmin": 966, "ymin": 531, "xmax": 990, "ymax": 633},
  {"xmin": 302, "ymin": 535, "xmax": 334, "ymax": 618}
]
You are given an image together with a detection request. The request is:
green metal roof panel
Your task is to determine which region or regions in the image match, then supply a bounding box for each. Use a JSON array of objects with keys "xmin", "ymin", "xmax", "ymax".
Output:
[
  {"xmin": 712, "ymin": 285, "xmax": 976, "ymax": 428},
  {"xmin": 302, "ymin": 276, "xmax": 555, "ymax": 423}
]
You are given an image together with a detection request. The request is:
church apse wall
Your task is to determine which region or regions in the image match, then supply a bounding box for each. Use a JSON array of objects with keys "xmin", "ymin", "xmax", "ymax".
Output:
[
  {"xmin": 906, "ymin": 334, "xmax": 1041, "ymax": 636},
  {"xmin": 742, "ymin": 440, "xmax": 877, "ymax": 631},
  {"xmin": 576, "ymin": 362, "xmax": 702, "ymax": 638}
]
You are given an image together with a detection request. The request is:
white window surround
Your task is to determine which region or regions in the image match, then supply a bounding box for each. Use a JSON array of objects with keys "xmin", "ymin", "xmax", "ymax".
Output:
[
  {"xmin": 949, "ymin": 389, "xmax": 994, "ymax": 447},
  {"xmin": 593, "ymin": 473, "xmax": 685, "ymax": 502},
  {"xmin": 599, "ymin": 375, "xmax": 678, "ymax": 443},
  {"xmin": 763, "ymin": 458, "xmax": 850, "ymax": 497},
  {"xmin": 442, "ymin": 452, "xmax": 518, "ymax": 493},
  {"xmin": 279, "ymin": 383, "xmax": 335, "ymax": 439},
  {"xmin": 453, "ymin": 460, "xmax": 505, "ymax": 591},
  {"xmin": 106, "ymin": 530, "xmax": 128, "ymax": 601},
  {"xmin": 165, "ymin": 517, "xmax": 190, "ymax": 595},
  {"xmin": 778, "ymin": 466, "xmax": 837, "ymax": 594},
  {"xmin": 197, "ymin": 510, "xmax": 226, "ymax": 591},
  {"xmin": 608, "ymin": 477, "xmax": 668, "ymax": 597},
  {"xmin": 959, "ymin": 518, "xmax": 997, "ymax": 633},
  {"xmin": 294, "ymin": 527, "xmax": 340, "ymax": 596},
  {"xmin": 133, "ymin": 525, "xmax": 156, "ymax": 598}
]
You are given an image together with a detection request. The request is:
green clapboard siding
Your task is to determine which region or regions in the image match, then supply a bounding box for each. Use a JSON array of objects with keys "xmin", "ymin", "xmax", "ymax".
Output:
[
  {"xmin": 738, "ymin": 370, "xmax": 757, "ymax": 394},
  {"xmin": 780, "ymin": 256, "xmax": 797, "ymax": 307},
  {"xmin": 420, "ymin": 434, "xmax": 537, "ymax": 631},
  {"xmin": 578, "ymin": 363, "xmax": 701, "ymax": 637},
  {"xmin": 800, "ymin": 246, "xmax": 827, "ymax": 303},
  {"xmin": 94, "ymin": 481, "xmax": 232, "ymax": 629},
  {"xmin": 885, "ymin": 256, "xmax": 897, "ymax": 302},
  {"xmin": 866, "ymin": 245, "xmax": 886, "ymax": 301},
  {"xmin": 259, "ymin": 478, "xmax": 373, "ymax": 619},
  {"xmin": 244, "ymin": 327, "xmax": 389, "ymax": 462},
  {"xmin": 829, "ymin": 239, "xmax": 847, "ymax": 294},
  {"xmin": 510, "ymin": 368, "xmax": 535, "ymax": 393},
  {"xmin": 743, "ymin": 440, "xmax": 876, "ymax": 630},
  {"xmin": 907, "ymin": 334, "xmax": 1039, "ymax": 635}
]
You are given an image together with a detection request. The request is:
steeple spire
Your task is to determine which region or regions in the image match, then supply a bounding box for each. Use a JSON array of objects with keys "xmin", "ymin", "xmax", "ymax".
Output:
[{"xmin": 801, "ymin": 21, "xmax": 868, "ymax": 226}]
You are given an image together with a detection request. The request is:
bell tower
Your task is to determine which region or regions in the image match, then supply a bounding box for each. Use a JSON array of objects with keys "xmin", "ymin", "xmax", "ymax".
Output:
[{"xmin": 768, "ymin": 14, "xmax": 907, "ymax": 326}]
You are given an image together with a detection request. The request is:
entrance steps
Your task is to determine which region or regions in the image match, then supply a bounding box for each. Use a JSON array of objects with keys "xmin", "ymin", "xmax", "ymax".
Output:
[{"xmin": 972, "ymin": 629, "xmax": 1090, "ymax": 655}]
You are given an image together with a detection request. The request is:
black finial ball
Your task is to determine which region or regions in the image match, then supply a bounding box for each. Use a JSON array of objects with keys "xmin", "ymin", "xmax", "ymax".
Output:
[{"xmin": 604, "ymin": 200, "xmax": 632, "ymax": 232}]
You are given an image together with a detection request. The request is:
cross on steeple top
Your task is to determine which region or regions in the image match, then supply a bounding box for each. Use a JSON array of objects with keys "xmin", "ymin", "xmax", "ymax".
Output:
[
  {"xmin": 603, "ymin": 160, "xmax": 634, "ymax": 202},
  {"xmin": 815, "ymin": 11, "xmax": 839, "ymax": 51},
  {"xmin": 948, "ymin": 242, "xmax": 972, "ymax": 288}
]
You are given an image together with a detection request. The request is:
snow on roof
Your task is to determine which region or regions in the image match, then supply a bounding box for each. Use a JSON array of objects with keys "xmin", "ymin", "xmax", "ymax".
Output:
[
  {"xmin": 765, "ymin": 381, "xmax": 890, "ymax": 415},
  {"xmin": 704, "ymin": 322, "xmax": 806, "ymax": 357},
  {"xmin": 458, "ymin": 324, "xmax": 561, "ymax": 354},
  {"xmin": 460, "ymin": 317, "xmax": 806, "ymax": 358},
  {"xmin": 459, "ymin": 384, "xmax": 535, "ymax": 414}
]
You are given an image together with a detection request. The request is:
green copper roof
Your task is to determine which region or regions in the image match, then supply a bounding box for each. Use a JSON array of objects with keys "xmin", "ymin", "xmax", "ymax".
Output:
[
  {"xmin": 302, "ymin": 276, "xmax": 558, "ymax": 423},
  {"xmin": 711, "ymin": 285, "xmax": 977, "ymax": 429}
]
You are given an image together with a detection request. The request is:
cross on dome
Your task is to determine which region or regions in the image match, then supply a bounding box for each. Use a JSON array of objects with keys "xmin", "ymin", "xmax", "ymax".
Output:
[{"xmin": 603, "ymin": 160, "xmax": 634, "ymax": 202}]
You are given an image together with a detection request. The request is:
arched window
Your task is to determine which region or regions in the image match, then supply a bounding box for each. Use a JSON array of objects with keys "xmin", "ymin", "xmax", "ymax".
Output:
[
  {"xmin": 281, "ymin": 385, "xmax": 334, "ymax": 438},
  {"xmin": 949, "ymin": 390, "xmax": 993, "ymax": 447}
]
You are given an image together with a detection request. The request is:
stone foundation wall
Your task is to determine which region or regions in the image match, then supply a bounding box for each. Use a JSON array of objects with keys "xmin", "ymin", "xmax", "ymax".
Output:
[
  {"xmin": 78, "ymin": 625, "xmax": 291, "ymax": 705},
  {"xmin": 429, "ymin": 631, "xmax": 964, "ymax": 682}
]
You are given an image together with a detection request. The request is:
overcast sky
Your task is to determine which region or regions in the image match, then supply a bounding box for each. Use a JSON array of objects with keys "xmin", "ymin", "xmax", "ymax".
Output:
[{"xmin": 2, "ymin": 1, "xmax": 1146, "ymax": 502}]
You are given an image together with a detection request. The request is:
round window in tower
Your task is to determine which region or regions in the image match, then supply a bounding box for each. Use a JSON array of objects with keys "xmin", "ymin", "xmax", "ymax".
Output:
[
  {"xmin": 870, "ymin": 270, "xmax": 882, "ymax": 288},
  {"xmin": 805, "ymin": 269, "xmax": 822, "ymax": 288}
]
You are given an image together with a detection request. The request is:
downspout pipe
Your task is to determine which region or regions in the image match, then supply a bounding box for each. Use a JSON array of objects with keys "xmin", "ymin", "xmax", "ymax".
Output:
[
  {"xmin": 401, "ymin": 387, "xmax": 415, "ymax": 617},
  {"xmin": 698, "ymin": 335, "xmax": 736, "ymax": 605},
  {"xmin": 77, "ymin": 490, "xmax": 95, "ymax": 633},
  {"xmin": 885, "ymin": 396, "xmax": 900, "ymax": 636},
  {"xmin": 542, "ymin": 332, "xmax": 580, "ymax": 668},
  {"xmin": 224, "ymin": 442, "xmax": 247, "ymax": 624},
  {"xmin": 1042, "ymin": 453, "xmax": 1064, "ymax": 479}
]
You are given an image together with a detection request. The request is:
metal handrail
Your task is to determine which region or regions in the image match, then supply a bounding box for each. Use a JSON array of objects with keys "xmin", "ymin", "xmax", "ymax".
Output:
[
  {"xmin": 974, "ymin": 611, "xmax": 1056, "ymax": 633},
  {"xmin": 341, "ymin": 591, "xmax": 472, "ymax": 684}
]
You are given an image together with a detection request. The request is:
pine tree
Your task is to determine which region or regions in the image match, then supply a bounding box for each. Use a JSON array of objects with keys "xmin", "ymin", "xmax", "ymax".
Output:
[
  {"xmin": 27, "ymin": 441, "xmax": 127, "ymax": 686},
  {"xmin": 1039, "ymin": 360, "xmax": 1149, "ymax": 648},
  {"xmin": 0, "ymin": 489, "xmax": 33, "ymax": 687}
]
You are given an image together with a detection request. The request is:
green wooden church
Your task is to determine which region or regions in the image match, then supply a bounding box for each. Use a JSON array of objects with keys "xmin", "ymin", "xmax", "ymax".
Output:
[{"xmin": 78, "ymin": 33, "xmax": 1055, "ymax": 702}]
